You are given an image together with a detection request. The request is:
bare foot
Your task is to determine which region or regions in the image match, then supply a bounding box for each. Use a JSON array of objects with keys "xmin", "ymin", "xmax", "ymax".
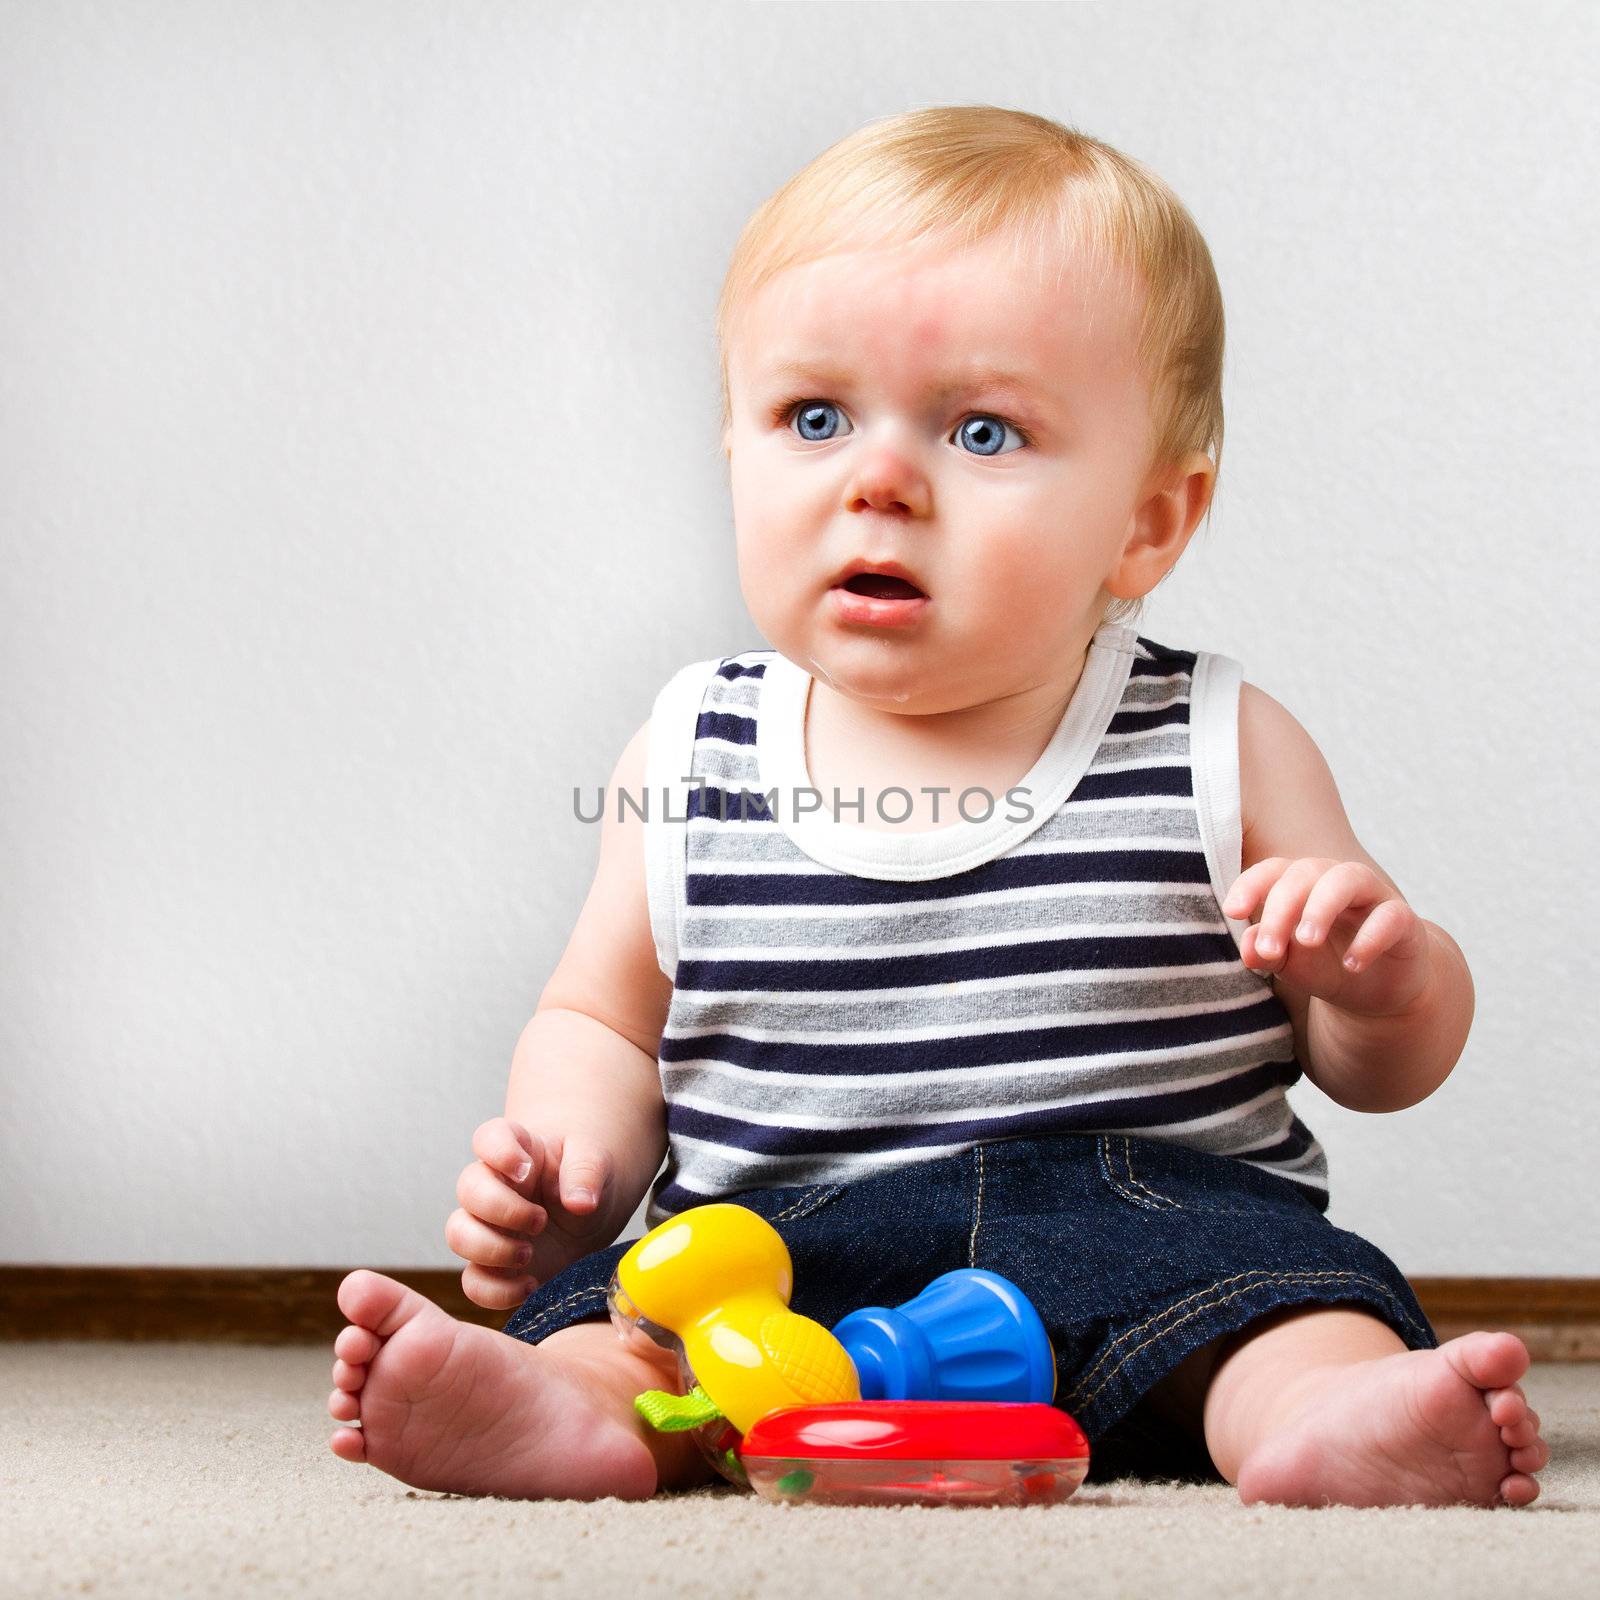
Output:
[
  {"xmin": 1236, "ymin": 1330, "xmax": 1549, "ymax": 1508},
  {"xmin": 325, "ymin": 1269, "xmax": 658, "ymax": 1500}
]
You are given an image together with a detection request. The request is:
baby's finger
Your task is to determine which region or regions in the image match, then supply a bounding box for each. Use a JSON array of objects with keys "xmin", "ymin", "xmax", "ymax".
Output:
[
  {"xmin": 1294, "ymin": 863, "xmax": 1382, "ymax": 948},
  {"xmin": 1242, "ymin": 922, "xmax": 1284, "ymax": 975},
  {"xmin": 1254, "ymin": 859, "xmax": 1327, "ymax": 961},
  {"xmin": 444, "ymin": 1206, "xmax": 535, "ymax": 1272},
  {"xmin": 558, "ymin": 1136, "xmax": 614, "ymax": 1213},
  {"xmin": 472, "ymin": 1118, "xmax": 541, "ymax": 1187},
  {"xmin": 533, "ymin": 1131, "xmax": 568, "ymax": 1210},
  {"xmin": 457, "ymin": 1161, "xmax": 548, "ymax": 1234},
  {"xmin": 461, "ymin": 1262, "xmax": 536, "ymax": 1310},
  {"xmin": 1222, "ymin": 858, "xmax": 1289, "ymax": 921},
  {"xmin": 1340, "ymin": 898, "xmax": 1413, "ymax": 973}
]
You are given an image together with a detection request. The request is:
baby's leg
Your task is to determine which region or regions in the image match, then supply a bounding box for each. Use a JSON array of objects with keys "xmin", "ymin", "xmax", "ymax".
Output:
[
  {"xmin": 326, "ymin": 1270, "xmax": 715, "ymax": 1499},
  {"xmin": 1144, "ymin": 1305, "xmax": 1549, "ymax": 1507}
]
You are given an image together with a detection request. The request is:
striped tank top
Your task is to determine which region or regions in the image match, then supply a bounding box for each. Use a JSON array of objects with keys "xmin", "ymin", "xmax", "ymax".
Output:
[{"xmin": 639, "ymin": 620, "xmax": 1329, "ymax": 1226}]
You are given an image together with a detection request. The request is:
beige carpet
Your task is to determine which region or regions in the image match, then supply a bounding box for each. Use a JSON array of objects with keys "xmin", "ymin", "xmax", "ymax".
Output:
[{"xmin": 2, "ymin": 1343, "xmax": 1596, "ymax": 1598}]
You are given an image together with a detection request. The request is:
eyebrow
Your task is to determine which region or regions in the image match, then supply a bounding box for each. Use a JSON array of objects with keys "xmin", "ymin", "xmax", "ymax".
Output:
[{"xmin": 757, "ymin": 357, "xmax": 1054, "ymax": 404}]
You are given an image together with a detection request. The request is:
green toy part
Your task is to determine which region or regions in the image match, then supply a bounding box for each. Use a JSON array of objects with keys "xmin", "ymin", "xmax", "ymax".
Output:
[{"xmin": 633, "ymin": 1384, "xmax": 724, "ymax": 1433}]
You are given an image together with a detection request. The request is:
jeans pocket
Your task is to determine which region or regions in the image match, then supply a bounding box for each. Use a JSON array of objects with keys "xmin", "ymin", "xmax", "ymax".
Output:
[{"xmin": 1093, "ymin": 1133, "xmax": 1265, "ymax": 1217}]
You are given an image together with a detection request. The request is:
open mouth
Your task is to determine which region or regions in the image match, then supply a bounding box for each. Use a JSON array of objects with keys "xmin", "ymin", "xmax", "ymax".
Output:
[{"xmin": 838, "ymin": 572, "xmax": 928, "ymax": 600}]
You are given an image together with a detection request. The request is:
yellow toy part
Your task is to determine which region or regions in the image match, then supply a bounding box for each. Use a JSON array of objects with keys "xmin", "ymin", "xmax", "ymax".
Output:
[{"xmin": 613, "ymin": 1202, "xmax": 860, "ymax": 1434}]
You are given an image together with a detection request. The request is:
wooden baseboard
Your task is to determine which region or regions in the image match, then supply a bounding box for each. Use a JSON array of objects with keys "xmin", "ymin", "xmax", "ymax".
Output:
[
  {"xmin": 1, "ymin": 1268, "xmax": 1597, "ymax": 1358},
  {"xmin": 0, "ymin": 1267, "xmax": 508, "ymax": 1344}
]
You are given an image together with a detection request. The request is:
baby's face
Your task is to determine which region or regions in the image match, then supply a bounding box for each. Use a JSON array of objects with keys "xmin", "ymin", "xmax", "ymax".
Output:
[{"xmin": 723, "ymin": 229, "xmax": 1163, "ymax": 712}]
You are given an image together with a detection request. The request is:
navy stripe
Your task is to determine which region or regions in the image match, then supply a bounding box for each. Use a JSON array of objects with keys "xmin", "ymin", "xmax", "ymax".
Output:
[
  {"xmin": 688, "ymin": 784, "xmax": 777, "ymax": 823},
  {"xmin": 1130, "ymin": 636, "xmax": 1198, "ymax": 671},
  {"xmin": 1106, "ymin": 700, "xmax": 1189, "ymax": 733},
  {"xmin": 714, "ymin": 659, "xmax": 768, "ymax": 680},
  {"xmin": 686, "ymin": 845, "xmax": 1214, "ymax": 907},
  {"xmin": 696, "ymin": 709, "xmax": 759, "ymax": 746},
  {"xmin": 685, "ymin": 768, "xmax": 1195, "ymax": 826},
  {"xmin": 1072, "ymin": 765, "xmax": 1193, "ymax": 802},
  {"xmin": 675, "ymin": 929, "xmax": 1247, "ymax": 992},
  {"xmin": 660, "ymin": 996, "xmax": 1295, "ymax": 1075}
]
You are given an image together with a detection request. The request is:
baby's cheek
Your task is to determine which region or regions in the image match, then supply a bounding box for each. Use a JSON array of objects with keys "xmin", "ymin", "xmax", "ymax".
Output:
[
  {"xmin": 736, "ymin": 523, "xmax": 807, "ymax": 598},
  {"xmin": 968, "ymin": 543, "xmax": 1072, "ymax": 619},
  {"xmin": 734, "ymin": 535, "xmax": 812, "ymax": 645}
]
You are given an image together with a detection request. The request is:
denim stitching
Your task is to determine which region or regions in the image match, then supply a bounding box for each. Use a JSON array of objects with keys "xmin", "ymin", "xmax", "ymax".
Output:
[
  {"xmin": 968, "ymin": 1144, "xmax": 987, "ymax": 1267},
  {"xmin": 1063, "ymin": 1268, "xmax": 1429, "ymax": 1411},
  {"xmin": 1096, "ymin": 1135, "xmax": 1167, "ymax": 1212},
  {"xmin": 774, "ymin": 1182, "xmax": 845, "ymax": 1222},
  {"xmin": 1109, "ymin": 1134, "xmax": 1267, "ymax": 1216},
  {"xmin": 1068, "ymin": 1260, "xmax": 1433, "ymax": 1401},
  {"xmin": 1064, "ymin": 1263, "xmax": 1421, "ymax": 1402},
  {"xmin": 1069, "ymin": 1269, "xmax": 1427, "ymax": 1412},
  {"xmin": 772, "ymin": 1184, "xmax": 823, "ymax": 1220},
  {"xmin": 525, "ymin": 1284, "xmax": 610, "ymax": 1338},
  {"xmin": 1122, "ymin": 1135, "xmax": 1181, "ymax": 1210}
]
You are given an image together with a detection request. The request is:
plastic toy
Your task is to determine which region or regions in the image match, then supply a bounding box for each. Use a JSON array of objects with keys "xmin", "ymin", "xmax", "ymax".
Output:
[
  {"xmin": 835, "ymin": 1268, "xmax": 1056, "ymax": 1404},
  {"xmin": 608, "ymin": 1201, "xmax": 1090, "ymax": 1504},
  {"xmin": 608, "ymin": 1202, "xmax": 862, "ymax": 1431},
  {"xmin": 740, "ymin": 1401, "xmax": 1090, "ymax": 1507}
]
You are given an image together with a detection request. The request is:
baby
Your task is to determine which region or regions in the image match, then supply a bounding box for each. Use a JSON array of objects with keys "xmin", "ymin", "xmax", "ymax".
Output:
[{"xmin": 325, "ymin": 106, "xmax": 1548, "ymax": 1507}]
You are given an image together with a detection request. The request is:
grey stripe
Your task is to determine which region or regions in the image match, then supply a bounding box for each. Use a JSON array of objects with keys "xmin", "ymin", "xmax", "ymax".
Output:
[
  {"xmin": 1009, "ymin": 803, "xmax": 1203, "ymax": 844},
  {"xmin": 680, "ymin": 886, "xmax": 1232, "ymax": 953},
  {"xmin": 1090, "ymin": 725, "xmax": 1189, "ymax": 763},
  {"xmin": 703, "ymin": 677, "xmax": 764, "ymax": 714},
  {"xmin": 667, "ymin": 970, "xmax": 1272, "ymax": 1036},
  {"xmin": 1122, "ymin": 673, "xmax": 1190, "ymax": 704},
  {"xmin": 693, "ymin": 743, "xmax": 762, "ymax": 786}
]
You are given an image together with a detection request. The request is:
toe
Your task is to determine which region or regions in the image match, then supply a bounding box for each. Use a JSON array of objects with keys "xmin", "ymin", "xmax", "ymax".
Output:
[
  {"xmin": 335, "ymin": 1324, "xmax": 381, "ymax": 1365},
  {"xmin": 329, "ymin": 1426, "xmax": 367, "ymax": 1462},
  {"xmin": 1498, "ymin": 1471, "xmax": 1539, "ymax": 1507},
  {"xmin": 1509, "ymin": 1440, "xmax": 1548, "ymax": 1474},
  {"xmin": 1486, "ymin": 1386, "xmax": 1531, "ymax": 1428},
  {"xmin": 1440, "ymin": 1331, "xmax": 1529, "ymax": 1393},
  {"xmin": 336, "ymin": 1268, "xmax": 425, "ymax": 1336},
  {"xmin": 332, "ymin": 1358, "xmax": 365, "ymax": 1393},
  {"xmin": 1500, "ymin": 1416, "xmax": 1540, "ymax": 1449},
  {"xmin": 328, "ymin": 1386, "xmax": 360, "ymax": 1423}
]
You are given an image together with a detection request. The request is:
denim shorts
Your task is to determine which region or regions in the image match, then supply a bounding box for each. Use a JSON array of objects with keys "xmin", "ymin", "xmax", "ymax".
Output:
[{"xmin": 501, "ymin": 1129, "xmax": 1437, "ymax": 1484}]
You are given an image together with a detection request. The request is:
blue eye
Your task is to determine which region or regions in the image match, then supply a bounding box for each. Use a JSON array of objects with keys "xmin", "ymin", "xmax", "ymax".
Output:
[
  {"xmin": 955, "ymin": 415, "xmax": 1025, "ymax": 457},
  {"xmin": 788, "ymin": 400, "xmax": 851, "ymax": 442}
]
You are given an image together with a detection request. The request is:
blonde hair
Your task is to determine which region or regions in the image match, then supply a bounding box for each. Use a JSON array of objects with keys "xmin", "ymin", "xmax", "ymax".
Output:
[{"xmin": 715, "ymin": 105, "xmax": 1225, "ymax": 628}]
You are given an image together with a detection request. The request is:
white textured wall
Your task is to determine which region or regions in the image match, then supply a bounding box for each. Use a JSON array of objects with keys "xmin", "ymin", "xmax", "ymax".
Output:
[{"xmin": 3, "ymin": 2, "xmax": 1595, "ymax": 1277}]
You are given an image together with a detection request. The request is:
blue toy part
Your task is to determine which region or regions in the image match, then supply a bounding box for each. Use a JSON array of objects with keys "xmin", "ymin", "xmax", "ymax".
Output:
[{"xmin": 831, "ymin": 1268, "xmax": 1057, "ymax": 1405}]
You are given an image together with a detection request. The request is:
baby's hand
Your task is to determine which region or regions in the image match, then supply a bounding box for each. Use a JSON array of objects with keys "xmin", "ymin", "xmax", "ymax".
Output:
[
  {"xmin": 447, "ymin": 1117, "xmax": 622, "ymax": 1310},
  {"xmin": 1224, "ymin": 857, "xmax": 1434, "ymax": 1017}
]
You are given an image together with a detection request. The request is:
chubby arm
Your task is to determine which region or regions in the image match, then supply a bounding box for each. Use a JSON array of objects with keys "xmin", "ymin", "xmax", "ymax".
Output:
[
  {"xmin": 510, "ymin": 714, "xmax": 674, "ymax": 1241},
  {"xmin": 1234, "ymin": 682, "xmax": 1475, "ymax": 1113}
]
